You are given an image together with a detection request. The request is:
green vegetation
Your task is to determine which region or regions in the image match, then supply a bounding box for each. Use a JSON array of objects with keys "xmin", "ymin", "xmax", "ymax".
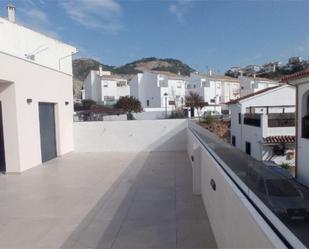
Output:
[
  {"xmin": 280, "ymin": 163, "xmax": 291, "ymax": 170},
  {"xmin": 203, "ymin": 115, "xmax": 215, "ymax": 124},
  {"xmin": 81, "ymin": 99, "xmax": 97, "ymax": 108},
  {"xmin": 168, "ymin": 109, "xmax": 186, "ymax": 119},
  {"xmin": 115, "ymin": 96, "xmax": 143, "ymax": 120}
]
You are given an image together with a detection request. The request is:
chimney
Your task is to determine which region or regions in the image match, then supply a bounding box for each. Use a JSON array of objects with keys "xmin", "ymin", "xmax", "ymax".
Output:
[
  {"xmin": 7, "ymin": 3, "xmax": 15, "ymax": 22},
  {"xmin": 99, "ymin": 65, "xmax": 103, "ymax": 76},
  {"xmin": 208, "ymin": 69, "xmax": 213, "ymax": 76}
]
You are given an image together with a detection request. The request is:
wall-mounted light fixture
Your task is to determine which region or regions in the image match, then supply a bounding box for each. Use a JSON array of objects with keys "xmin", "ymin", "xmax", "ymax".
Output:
[
  {"xmin": 26, "ymin": 98, "xmax": 32, "ymax": 104},
  {"xmin": 65, "ymin": 101, "xmax": 69, "ymax": 106}
]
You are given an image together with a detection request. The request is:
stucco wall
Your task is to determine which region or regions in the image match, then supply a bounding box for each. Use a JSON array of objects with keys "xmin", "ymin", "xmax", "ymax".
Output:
[
  {"xmin": 74, "ymin": 119, "xmax": 187, "ymax": 152},
  {"xmin": 0, "ymin": 17, "xmax": 76, "ymax": 75},
  {"xmin": 0, "ymin": 51, "xmax": 74, "ymax": 172},
  {"xmin": 187, "ymin": 128, "xmax": 287, "ymax": 249},
  {"xmin": 297, "ymin": 82, "xmax": 309, "ymax": 187}
]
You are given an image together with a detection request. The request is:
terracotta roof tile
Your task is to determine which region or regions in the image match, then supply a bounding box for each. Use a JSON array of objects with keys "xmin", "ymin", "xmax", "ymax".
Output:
[{"xmin": 280, "ymin": 69, "xmax": 309, "ymax": 83}]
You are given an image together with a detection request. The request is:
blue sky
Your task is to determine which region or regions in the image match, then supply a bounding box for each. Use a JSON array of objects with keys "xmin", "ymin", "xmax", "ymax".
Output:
[{"xmin": 1, "ymin": 0, "xmax": 309, "ymax": 73}]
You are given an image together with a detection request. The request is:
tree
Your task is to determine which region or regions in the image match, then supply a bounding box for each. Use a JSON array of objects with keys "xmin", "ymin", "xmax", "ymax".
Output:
[
  {"xmin": 82, "ymin": 99, "xmax": 97, "ymax": 108},
  {"xmin": 185, "ymin": 91, "xmax": 206, "ymax": 121},
  {"xmin": 115, "ymin": 96, "xmax": 143, "ymax": 120}
]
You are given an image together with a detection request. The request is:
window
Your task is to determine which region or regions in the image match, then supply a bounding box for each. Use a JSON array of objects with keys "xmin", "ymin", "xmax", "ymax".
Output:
[
  {"xmin": 232, "ymin": 136, "xmax": 236, "ymax": 146},
  {"xmin": 238, "ymin": 113, "xmax": 241, "ymax": 124},
  {"xmin": 245, "ymin": 142, "xmax": 251, "ymax": 155},
  {"xmin": 117, "ymin": 81, "xmax": 126, "ymax": 87},
  {"xmin": 177, "ymin": 82, "xmax": 182, "ymax": 88},
  {"xmin": 147, "ymin": 100, "xmax": 150, "ymax": 107},
  {"xmin": 241, "ymin": 86, "xmax": 244, "ymax": 90},
  {"xmin": 103, "ymin": 82, "xmax": 108, "ymax": 87}
]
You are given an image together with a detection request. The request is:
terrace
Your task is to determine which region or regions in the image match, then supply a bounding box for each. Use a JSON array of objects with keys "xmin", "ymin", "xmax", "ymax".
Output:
[{"xmin": 0, "ymin": 119, "xmax": 308, "ymax": 249}]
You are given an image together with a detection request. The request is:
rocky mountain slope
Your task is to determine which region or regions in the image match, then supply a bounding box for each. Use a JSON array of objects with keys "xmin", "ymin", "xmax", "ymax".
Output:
[{"xmin": 73, "ymin": 57, "xmax": 195, "ymax": 98}]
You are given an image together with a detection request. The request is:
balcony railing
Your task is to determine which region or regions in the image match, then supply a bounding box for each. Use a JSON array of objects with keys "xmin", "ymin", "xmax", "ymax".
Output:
[
  {"xmin": 244, "ymin": 113, "xmax": 261, "ymax": 127},
  {"xmin": 268, "ymin": 113, "xmax": 295, "ymax": 127}
]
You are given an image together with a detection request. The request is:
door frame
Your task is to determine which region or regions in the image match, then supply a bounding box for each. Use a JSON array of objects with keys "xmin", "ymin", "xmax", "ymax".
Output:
[
  {"xmin": 38, "ymin": 102, "xmax": 58, "ymax": 163},
  {"xmin": 0, "ymin": 102, "xmax": 6, "ymax": 172}
]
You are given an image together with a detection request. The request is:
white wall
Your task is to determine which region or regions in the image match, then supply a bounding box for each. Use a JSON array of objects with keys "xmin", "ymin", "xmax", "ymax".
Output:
[
  {"xmin": 239, "ymin": 77, "xmax": 279, "ymax": 97},
  {"xmin": 74, "ymin": 119, "xmax": 187, "ymax": 152},
  {"xmin": 297, "ymin": 80, "xmax": 309, "ymax": 187},
  {"xmin": 187, "ymin": 127, "xmax": 288, "ymax": 249},
  {"xmin": 0, "ymin": 51, "xmax": 74, "ymax": 172},
  {"xmin": 0, "ymin": 17, "xmax": 76, "ymax": 74}
]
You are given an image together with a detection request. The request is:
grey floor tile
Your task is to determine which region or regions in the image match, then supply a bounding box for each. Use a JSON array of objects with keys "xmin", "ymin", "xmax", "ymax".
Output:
[
  {"xmin": 112, "ymin": 220, "xmax": 176, "ymax": 248},
  {"xmin": 177, "ymin": 220, "xmax": 217, "ymax": 249},
  {"xmin": 135, "ymin": 187, "xmax": 175, "ymax": 201},
  {"xmin": 176, "ymin": 200, "xmax": 207, "ymax": 221},
  {"xmin": 127, "ymin": 200, "xmax": 176, "ymax": 221}
]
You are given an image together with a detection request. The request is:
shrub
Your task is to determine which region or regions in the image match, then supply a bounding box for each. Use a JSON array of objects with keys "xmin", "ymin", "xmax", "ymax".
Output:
[
  {"xmin": 280, "ymin": 163, "xmax": 291, "ymax": 170},
  {"xmin": 203, "ymin": 115, "xmax": 215, "ymax": 124}
]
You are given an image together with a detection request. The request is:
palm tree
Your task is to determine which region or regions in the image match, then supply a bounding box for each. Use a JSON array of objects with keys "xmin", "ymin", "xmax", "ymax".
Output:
[{"xmin": 185, "ymin": 91, "xmax": 206, "ymax": 121}]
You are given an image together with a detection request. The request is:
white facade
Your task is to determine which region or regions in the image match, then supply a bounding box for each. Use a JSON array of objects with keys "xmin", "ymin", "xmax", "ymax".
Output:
[
  {"xmin": 229, "ymin": 85, "xmax": 296, "ymax": 165},
  {"xmin": 239, "ymin": 76, "xmax": 279, "ymax": 97},
  {"xmin": 84, "ymin": 69, "xmax": 130, "ymax": 105},
  {"xmin": 0, "ymin": 11, "xmax": 76, "ymax": 172},
  {"xmin": 285, "ymin": 72, "xmax": 309, "ymax": 187},
  {"xmin": 130, "ymin": 71, "xmax": 186, "ymax": 108}
]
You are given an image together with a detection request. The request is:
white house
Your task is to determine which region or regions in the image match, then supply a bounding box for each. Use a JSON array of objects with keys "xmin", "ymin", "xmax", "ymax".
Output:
[
  {"xmin": 282, "ymin": 69, "xmax": 309, "ymax": 187},
  {"xmin": 186, "ymin": 72, "xmax": 240, "ymax": 115},
  {"xmin": 130, "ymin": 71, "xmax": 187, "ymax": 109},
  {"xmin": 239, "ymin": 76, "xmax": 279, "ymax": 97},
  {"xmin": 84, "ymin": 67, "xmax": 130, "ymax": 105},
  {"xmin": 0, "ymin": 5, "xmax": 77, "ymax": 173},
  {"xmin": 228, "ymin": 84, "xmax": 296, "ymax": 165}
]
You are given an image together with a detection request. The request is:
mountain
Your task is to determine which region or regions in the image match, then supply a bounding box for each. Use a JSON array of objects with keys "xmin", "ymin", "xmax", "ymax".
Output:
[{"xmin": 73, "ymin": 57, "xmax": 195, "ymax": 99}]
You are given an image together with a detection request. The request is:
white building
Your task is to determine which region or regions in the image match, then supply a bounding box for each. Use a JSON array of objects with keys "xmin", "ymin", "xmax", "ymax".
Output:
[
  {"xmin": 130, "ymin": 71, "xmax": 186, "ymax": 109},
  {"xmin": 0, "ymin": 5, "xmax": 77, "ymax": 173},
  {"xmin": 242, "ymin": 64, "xmax": 262, "ymax": 76},
  {"xmin": 229, "ymin": 84, "xmax": 296, "ymax": 165},
  {"xmin": 84, "ymin": 67, "xmax": 130, "ymax": 105},
  {"xmin": 282, "ymin": 69, "xmax": 309, "ymax": 187},
  {"xmin": 239, "ymin": 76, "xmax": 279, "ymax": 97}
]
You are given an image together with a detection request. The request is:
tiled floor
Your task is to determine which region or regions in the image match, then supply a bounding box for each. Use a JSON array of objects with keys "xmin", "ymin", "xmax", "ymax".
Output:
[{"xmin": 0, "ymin": 151, "xmax": 217, "ymax": 249}]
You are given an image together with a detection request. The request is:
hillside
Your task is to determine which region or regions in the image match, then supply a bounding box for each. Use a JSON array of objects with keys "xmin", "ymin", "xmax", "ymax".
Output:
[{"xmin": 73, "ymin": 57, "xmax": 195, "ymax": 98}]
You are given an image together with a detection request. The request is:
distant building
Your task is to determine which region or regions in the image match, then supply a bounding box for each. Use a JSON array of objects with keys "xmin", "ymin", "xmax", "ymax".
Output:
[
  {"xmin": 228, "ymin": 85, "xmax": 296, "ymax": 165},
  {"xmin": 225, "ymin": 66, "xmax": 243, "ymax": 77},
  {"xmin": 187, "ymin": 71, "xmax": 240, "ymax": 111},
  {"xmin": 288, "ymin": 56, "xmax": 303, "ymax": 65},
  {"xmin": 262, "ymin": 61, "xmax": 282, "ymax": 73},
  {"xmin": 239, "ymin": 76, "xmax": 279, "ymax": 97},
  {"xmin": 282, "ymin": 69, "xmax": 309, "ymax": 187},
  {"xmin": 84, "ymin": 67, "xmax": 130, "ymax": 105},
  {"xmin": 0, "ymin": 4, "xmax": 77, "ymax": 172},
  {"xmin": 130, "ymin": 71, "xmax": 186, "ymax": 108},
  {"xmin": 242, "ymin": 64, "xmax": 262, "ymax": 76}
]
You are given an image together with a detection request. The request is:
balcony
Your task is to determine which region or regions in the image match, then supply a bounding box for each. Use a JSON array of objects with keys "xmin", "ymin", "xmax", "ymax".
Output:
[
  {"xmin": 268, "ymin": 113, "xmax": 295, "ymax": 127},
  {"xmin": 0, "ymin": 119, "xmax": 307, "ymax": 249},
  {"xmin": 244, "ymin": 113, "xmax": 261, "ymax": 127}
]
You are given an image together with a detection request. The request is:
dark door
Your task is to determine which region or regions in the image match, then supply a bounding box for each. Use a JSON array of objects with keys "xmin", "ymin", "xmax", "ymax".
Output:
[
  {"xmin": 232, "ymin": 136, "xmax": 236, "ymax": 146},
  {"xmin": 39, "ymin": 103, "xmax": 57, "ymax": 163},
  {"xmin": 190, "ymin": 107, "xmax": 195, "ymax": 117},
  {"xmin": 0, "ymin": 103, "xmax": 6, "ymax": 172},
  {"xmin": 245, "ymin": 141, "xmax": 251, "ymax": 155}
]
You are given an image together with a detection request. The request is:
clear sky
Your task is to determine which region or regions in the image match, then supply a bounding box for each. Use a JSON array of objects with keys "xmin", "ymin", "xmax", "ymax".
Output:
[{"xmin": 1, "ymin": 0, "xmax": 309, "ymax": 73}]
